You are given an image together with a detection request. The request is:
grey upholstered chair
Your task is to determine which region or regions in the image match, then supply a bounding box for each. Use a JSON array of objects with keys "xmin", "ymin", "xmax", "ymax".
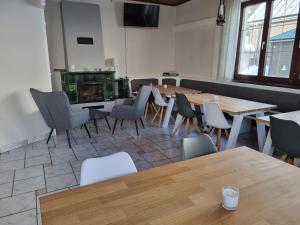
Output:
[
  {"xmin": 42, "ymin": 91, "xmax": 91, "ymax": 148},
  {"xmin": 30, "ymin": 88, "xmax": 56, "ymax": 144},
  {"xmin": 89, "ymin": 109, "xmax": 111, "ymax": 134},
  {"xmin": 111, "ymin": 85, "xmax": 152, "ymax": 136},
  {"xmin": 172, "ymin": 93, "xmax": 203, "ymax": 138},
  {"xmin": 182, "ymin": 134, "xmax": 217, "ymax": 160},
  {"xmin": 270, "ymin": 116, "xmax": 300, "ymax": 164}
]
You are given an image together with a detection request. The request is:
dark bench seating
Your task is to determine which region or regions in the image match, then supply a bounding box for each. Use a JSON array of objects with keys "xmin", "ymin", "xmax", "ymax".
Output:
[
  {"xmin": 131, "ymin": 78, "xmax": 159, "ymax": 93},
  {"xmin": 180, "ymin": 79, "xmax": 300, "ymax": 113},
  {"xmin": 162, "ymin": 78, "xmax": 177, "ymax": 86}
]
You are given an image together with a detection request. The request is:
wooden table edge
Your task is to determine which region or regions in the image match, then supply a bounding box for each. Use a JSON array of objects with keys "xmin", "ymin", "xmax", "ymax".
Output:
[
  {"xmin": 40, "ymin": 146, "xmax": 300, "ymax": 225},
  {"xmin": 256, "ymin": 117, "xmax": 271, "ymax": 126},
  {"xmin": 187, "ymin": 98, "xmax": 277, "ymax": 116}
]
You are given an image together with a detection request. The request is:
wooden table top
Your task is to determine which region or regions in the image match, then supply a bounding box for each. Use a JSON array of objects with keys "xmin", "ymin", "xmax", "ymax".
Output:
[
  {"xmin": 186, "ymin": 93, "xmax": 277, "ymax": 115},
  {"xmin": 257, "ymin": 110, "xmax": 300, "ymax": 126},
  {"xmin": 41, "ymin": 146, "xmax": 300, "ymax": 225},
  {"xmin": 156, "ymin": 85, "xmax": 201, "ymax": 96}
]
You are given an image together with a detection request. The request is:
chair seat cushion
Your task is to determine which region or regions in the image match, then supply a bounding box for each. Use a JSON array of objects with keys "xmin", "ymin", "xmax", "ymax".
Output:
[
  {"xmin": 111, "ymin": 105, "xmax": 137, "ymax": 120},
  {"xmin": 70, "ymin": 109, "xmax": 90, "ymax": 128},
  {"xmin": 90, "ymin": 109, "xmax": 110, "ymax": 119}
]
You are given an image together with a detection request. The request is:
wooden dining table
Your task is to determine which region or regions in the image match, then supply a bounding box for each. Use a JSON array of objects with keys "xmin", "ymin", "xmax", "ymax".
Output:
[
  {"xmin": 40, "ymin": 146, "xmax": 300, "ymax": 225},
  {"xmin": 158, "ymin": 85, "xmax": 202, "ymax": 128},
  {"xmin": 170, "ymin": 93, "xmax": 277, "ymax": 150},
  {"xmin": 257, "ymin": 110, "xmax": 300, "ymax": 156},
  {"xmin": 156, "ymin": 85, "xmax": 201, "ymax": 96}
]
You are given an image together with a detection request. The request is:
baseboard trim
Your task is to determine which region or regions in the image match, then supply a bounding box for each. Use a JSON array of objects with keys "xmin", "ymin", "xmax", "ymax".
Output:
[{"xmin": 0, "ymin": 131, "xmax": 54, "ymax": 153}]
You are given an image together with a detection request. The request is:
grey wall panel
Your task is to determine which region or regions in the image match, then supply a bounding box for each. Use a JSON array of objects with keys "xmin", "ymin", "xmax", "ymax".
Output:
[{"xmin": 61, "ymin": 1, "xmax": 105, "ymax": 71}]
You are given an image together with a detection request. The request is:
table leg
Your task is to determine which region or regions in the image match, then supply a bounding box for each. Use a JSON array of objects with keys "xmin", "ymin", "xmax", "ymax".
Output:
[
  {"xmin": 226, "ymin": 115, "xmax": 244, "ymax": 150},
  {"xmin": 191, "ymin": 103, "xmax": 195, "ymax": 110},
  {"xmin": 256, "ymin": 112, "xmax": 266, "ymax": 151},
  {"xmin": 172, "ymin": 113, "xmax": 183, "ymax": 137},
  {"xmin": 162, "ymin": 98, "xmax": 174, "ymax": 128},
  {"xmin": 263, "ymin": 130, "xmax": 274, "ymax": 156}
]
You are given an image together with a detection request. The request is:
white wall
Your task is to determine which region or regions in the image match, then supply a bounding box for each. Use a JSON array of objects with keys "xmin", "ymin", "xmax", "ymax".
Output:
[
  {"xmin": 176, "ymin": 0, "xmax": 220, "ymax": 24},
  {"xmin": 174, "ymin": 0, "xmax": 220, "ymax": 80},
  {"xmin": 125, "ymin": 4, "xmax": 175, "ymax": 77},
  {"xmin": 61, "ymin": 1, "xmax": 105, "ymax": 70},
  {"xmin": 0, "ymin": 0, "xmax": 52, "ymax": 152},
  {"xmin": 46, "ymin": 0, "xmax": 176, "ymax": 88}
]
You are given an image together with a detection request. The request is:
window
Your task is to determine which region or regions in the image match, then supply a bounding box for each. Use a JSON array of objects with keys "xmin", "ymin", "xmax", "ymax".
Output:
[{"xmin": 234, "ymin": 0, "xmax": 300, "ymax": 87}]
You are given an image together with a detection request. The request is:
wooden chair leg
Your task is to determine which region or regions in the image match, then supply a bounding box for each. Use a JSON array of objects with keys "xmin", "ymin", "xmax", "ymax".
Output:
[
  {"xmin": 280, "ymin": 154, "xmax": 288, "ymax": 162},
  {"xmin": 183, "ymin": 119, "xmax": 191, "ymax": 138},
  {"xmin": 170, "ymin": 114, "xmax": 175, "ymax": 122},
  {"xmin": 192, "ymin": 118, "xmax": 202, "ymax": 134},
  {"xmin": 224, "ymin": 129, "xmax": 230, "ymax": 138},
  {"xmin": 293, "ymin": 158, "xmax": 300, "ymax": 167},
  {"xmin": 151, "ymin": 102, "xmax": 159, "ymax": 114},
  {"xmin": 172, "ymin": 117, "xmax": 185, "ymax": 137},
  {"xmin": 144, "ymin": 102, "xmax": 149, "ymax": 120},
  {"xmin": 151, "ymin": 106, "xmax": 160, "ymax": 124},
  {"xmin": 209, "ymin": 128, "xmax": 215, "ymax": 136},
  {"xmin": 216, "ymin": 129, "xmax": 222, "ymax": 151},
  {"xmin": 158, "ymin": 107, "xmax": 164, "ymax": 127}
]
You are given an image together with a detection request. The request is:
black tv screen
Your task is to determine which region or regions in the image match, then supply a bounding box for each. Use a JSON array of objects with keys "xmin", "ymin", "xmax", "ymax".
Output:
[{"xmin": 124, "ymin": 3, "xmax": 160, "ymax": 27}]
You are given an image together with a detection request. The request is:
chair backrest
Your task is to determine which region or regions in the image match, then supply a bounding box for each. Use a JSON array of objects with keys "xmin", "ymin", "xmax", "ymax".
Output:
[
  {"xmin": 134, "ymin": 85, "xmax": 152, "ymax": 118},
  {"xmin": 30, "ymin": 88, "xmax": 55, "ymax": 128},
  {"xmin": 203, "ymin": 101, "xmax": 231, "ymax": 129},
  {"xmin": 162, "ymin": 78, "xmax": 176, "ymax": 86},
  {"xmin": 44, "ymin": 91, "xmax": 73, "ymax": 129},
  {"xmin": 182, "ymin": 134, "xmax": 217, "ymax": 160},
  {"xmin": 270, "ymin": 116, "xmax": 300, "ymax": 158},
  {"xmin": 80, "ymin": 152, "xmax": 137, "ymax": 186},
  {"xmin": 152, "ymin": 87, "xmax": 167, "ymax": 106},
  {"xmin": 176, "ymin": 93, "xmax": 194, "ymax": 118}
]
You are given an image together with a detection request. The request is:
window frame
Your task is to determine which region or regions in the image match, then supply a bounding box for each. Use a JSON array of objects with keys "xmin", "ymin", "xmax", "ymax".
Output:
[{"xmin": 233, "ymin": 0, "xmax": 300, "ymax": 88}]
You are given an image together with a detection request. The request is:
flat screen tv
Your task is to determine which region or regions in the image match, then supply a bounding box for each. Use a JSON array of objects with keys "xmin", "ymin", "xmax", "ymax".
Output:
[{"xmin": 124, "ymin": 3, "xmax": 160, "ymax": 28}]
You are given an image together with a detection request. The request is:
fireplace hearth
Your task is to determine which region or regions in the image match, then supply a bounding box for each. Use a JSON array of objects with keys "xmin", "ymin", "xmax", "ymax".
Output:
[
  {"xmin": 60, "ymin": 71, "xmax": 116, "ymax": 104},
  {"xmin": 78, "ymin": 82, "xmax": 104, "ymax": 103}
]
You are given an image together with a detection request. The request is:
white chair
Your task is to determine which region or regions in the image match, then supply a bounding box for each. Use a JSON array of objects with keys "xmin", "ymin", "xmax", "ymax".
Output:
[
  {"xmin": 151, "ymin": 87, "xmax": 171, "ymax": 127},
  {"xmin": 80, "ymin": 152, "xmax": 137, "ymax": 186},
  {"xmin": 203, "ymin": 101, "xmax": 231, "ymax": 151}
]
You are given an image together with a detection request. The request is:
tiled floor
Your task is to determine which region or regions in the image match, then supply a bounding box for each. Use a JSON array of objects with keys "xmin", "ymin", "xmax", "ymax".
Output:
[{"xmin": 0, "ymin": 117, "xmax": 258, "ymax": 225}]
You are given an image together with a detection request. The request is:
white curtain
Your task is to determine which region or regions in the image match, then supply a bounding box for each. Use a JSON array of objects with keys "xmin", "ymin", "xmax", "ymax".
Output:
[{"xmin": 217, "ymin": 0, "xmax": 243, "ymax": 80}]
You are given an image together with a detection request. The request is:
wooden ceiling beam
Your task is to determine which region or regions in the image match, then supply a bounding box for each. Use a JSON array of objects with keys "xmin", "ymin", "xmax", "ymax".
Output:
[{"xmin": 131, "ymin": 0, "xmax": 191, "ymax": 6}]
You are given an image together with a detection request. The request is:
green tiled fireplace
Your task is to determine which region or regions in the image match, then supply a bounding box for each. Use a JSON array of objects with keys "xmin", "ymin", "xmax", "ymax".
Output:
[{"xmin": 61, "ymin": 71, "xmax": 115, "ymax": 104}]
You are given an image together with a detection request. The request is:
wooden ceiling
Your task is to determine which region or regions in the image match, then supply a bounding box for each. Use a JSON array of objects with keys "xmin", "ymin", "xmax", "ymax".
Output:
[{"xmin": 132, "ymin": 0, "xmax": 191, "ymax": 6}]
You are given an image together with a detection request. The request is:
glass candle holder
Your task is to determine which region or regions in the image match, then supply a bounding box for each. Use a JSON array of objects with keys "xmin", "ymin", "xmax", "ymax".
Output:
[
  {"xmin": 163, "ymin": 85, "xmax": 168, "ymax": 89},
  {"xmin": 222, "ymin": 186, "xmax": 239, "ymax": 210}
]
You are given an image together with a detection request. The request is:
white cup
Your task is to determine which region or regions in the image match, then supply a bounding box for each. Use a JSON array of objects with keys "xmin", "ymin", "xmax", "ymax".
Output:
[
  {"xmin": 163, "ymin": 85, "xmax": 168, "ymax": 89},
  {"xmin": 214, "ymin": 95, "xmax": 219, "ymax": 102},
  {"xmin": 222, "ymin": 186, "xmax": 239, "ymax": 210},
  {"xmin": 70, "ymin": 65, "xmax": 76, "ymax": 72}
]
